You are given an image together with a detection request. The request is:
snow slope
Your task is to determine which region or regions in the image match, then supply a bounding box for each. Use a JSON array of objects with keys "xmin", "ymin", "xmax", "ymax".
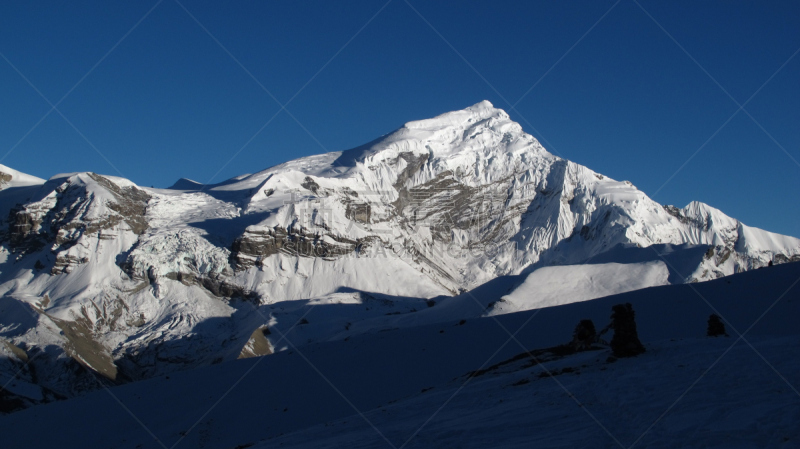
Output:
[
  {"xmin": 0, "ymin": 164, "xmax": 44, "ymax": 189},
  {"xmin": 491, "ymin": 261, "xmax": 670, "ymax": 314},
  {"xmin": 1, "ymin": 261, "xmax": 798, "ymax": 448},
  {"xmin": 0, "ymin": 101, "xmax": 798, "ymax": 404}
]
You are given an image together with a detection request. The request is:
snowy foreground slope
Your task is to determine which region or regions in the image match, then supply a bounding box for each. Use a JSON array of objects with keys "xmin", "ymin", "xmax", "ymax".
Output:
[
  {"xmin": 0, "ymin": 101, "xmax": 799, "ymax": 405},
  {"xmin": 1, "ymin": 262, "xmax": 799, "ymax": 448}
]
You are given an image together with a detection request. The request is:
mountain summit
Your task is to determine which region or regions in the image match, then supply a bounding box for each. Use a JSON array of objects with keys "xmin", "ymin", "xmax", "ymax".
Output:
[{"xmin": 0, "ymin": 102, "xmax": 798, "ymax": 407}]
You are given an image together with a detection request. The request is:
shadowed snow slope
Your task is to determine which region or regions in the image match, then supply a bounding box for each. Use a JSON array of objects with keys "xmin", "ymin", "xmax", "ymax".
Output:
[{"xmin": 1, "ymin": 261, "xmax": 798, "ymax": 448}]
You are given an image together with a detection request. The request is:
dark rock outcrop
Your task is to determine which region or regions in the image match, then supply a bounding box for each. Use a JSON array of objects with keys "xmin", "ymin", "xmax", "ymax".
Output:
[{"xmin": 230, "ymin": 225, "xmax": 371, "ymax": 270}]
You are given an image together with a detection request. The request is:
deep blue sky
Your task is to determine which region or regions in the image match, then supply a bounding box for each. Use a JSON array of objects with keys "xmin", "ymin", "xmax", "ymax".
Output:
[{"xmin": 1, "ymin": 1, "xmax": 798, "ymax": 237}]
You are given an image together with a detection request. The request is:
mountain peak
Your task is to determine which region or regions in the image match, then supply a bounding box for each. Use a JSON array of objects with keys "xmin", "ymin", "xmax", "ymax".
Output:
[
  {"xmin": 466, "ymin": 99, "xmax": 497, "ymax": 113},
  {"xmin": 402, "ymin": 100, "xmax": 508, "ymax": 132}
]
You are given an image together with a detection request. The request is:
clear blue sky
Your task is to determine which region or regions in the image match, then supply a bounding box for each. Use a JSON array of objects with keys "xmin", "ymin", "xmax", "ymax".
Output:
[{"xmin": 1, "ymin": 1, "xmax": 798, "ymax": 237}]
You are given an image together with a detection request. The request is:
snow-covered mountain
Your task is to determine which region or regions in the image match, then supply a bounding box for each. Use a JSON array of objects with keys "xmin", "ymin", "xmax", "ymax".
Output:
[{"xmin": 1, "ymin": 101, "xmax": 798, "ymax": 407}]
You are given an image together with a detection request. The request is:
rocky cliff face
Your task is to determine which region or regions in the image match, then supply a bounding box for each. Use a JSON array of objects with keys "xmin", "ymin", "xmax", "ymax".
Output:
[
  {"xmin": 1, "ymin": 102, "xmax": 798, "ymax": 410},
  {"xmin": 4, "ymin": 172, "xmax": 149, "ymax": 274}
]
